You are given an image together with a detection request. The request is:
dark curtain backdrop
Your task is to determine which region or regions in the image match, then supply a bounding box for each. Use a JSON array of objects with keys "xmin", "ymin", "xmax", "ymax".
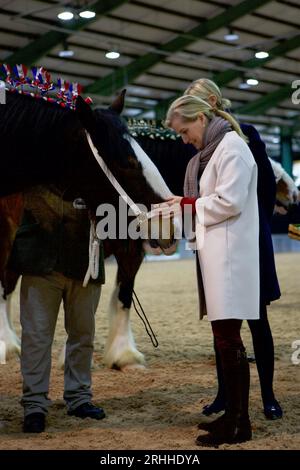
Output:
[
  {"xmin": 136, "ymin": 136, "xmax": 196, "ymax": 196},
  {"xmin": 136, "ymin": 135, "xmax": 300, "ymax": 233}
]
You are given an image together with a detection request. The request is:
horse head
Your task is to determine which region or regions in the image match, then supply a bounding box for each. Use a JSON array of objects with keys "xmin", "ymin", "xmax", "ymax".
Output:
[{"xmin": 75, "ymin": 92, "xmax": 179, "ymax": 255}]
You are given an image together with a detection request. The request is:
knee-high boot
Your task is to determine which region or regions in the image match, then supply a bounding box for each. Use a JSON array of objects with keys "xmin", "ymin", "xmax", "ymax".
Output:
[
  {"xmin": 201, "ymin": 339, "xmax": 226, "ymax": 416},
  {"xmin": 196, "ymin": 347, "xmax": 252, "ymax": 446}
]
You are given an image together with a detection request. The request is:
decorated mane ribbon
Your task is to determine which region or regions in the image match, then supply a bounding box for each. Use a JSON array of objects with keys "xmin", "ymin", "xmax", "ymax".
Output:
[{"xmin": 0, "ymin": 63, "xmax": 89, "ymax": 110}]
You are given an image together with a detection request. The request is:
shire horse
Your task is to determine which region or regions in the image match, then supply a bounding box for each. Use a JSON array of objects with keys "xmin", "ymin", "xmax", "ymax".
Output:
[{"xmin": 0, "ymin": 88, "xmax": 177, "ymax": 367}]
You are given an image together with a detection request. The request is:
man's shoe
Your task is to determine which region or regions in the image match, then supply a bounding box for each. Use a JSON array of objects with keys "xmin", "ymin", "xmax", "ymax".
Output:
[
  {"xmin": 23, "ymin": 413, "xmax": 45, "ymax": 433},
  {"xmin": 67, "ymin": 402, "xmax": 106, "ymax": 420},
  {"xmin": 264, "ymin": 400, "xmax": 283, "ymax": 420}
]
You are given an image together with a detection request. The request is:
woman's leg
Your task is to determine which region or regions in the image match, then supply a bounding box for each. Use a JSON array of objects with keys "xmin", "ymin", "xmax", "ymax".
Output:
[
  {"xmin": 196, "ymin": 319, "xmax": 252, "ymax": 446},
  {"xmin": 248, "ymin": 304, "xmax": 282, "ymax": 419},
  {"xmin": 201, "ymin": 337, "xmax": 226, "ymax": 415}
]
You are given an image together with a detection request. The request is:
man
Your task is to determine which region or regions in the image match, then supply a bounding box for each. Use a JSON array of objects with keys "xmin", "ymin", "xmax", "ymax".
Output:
[{"xmin": 8, "ymin": 185, "xmax": 105, "ymax": 433}]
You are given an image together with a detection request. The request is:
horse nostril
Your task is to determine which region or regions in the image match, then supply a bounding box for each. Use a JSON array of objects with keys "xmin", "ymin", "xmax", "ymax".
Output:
[{"xmin": 149, "ymin": 239, "xmax": 160, "ymax": 249}]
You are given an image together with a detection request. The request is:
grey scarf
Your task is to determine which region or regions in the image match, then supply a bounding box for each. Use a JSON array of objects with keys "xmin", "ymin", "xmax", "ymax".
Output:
[{"xmin": 183, "ymin": 116, "xmax": 232, "ymax": 197}]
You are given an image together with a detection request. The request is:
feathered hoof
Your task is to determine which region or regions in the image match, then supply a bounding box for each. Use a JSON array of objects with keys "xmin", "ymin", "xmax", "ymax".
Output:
[{"xmin": 105, "ymin": 348, "xmax": 145, "ymax": 371}]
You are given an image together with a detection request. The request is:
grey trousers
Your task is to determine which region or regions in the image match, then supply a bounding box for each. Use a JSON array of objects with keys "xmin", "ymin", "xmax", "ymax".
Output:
[{"xmin": 20, "ymin": 272, "xmax": 101, "ymax": 416}]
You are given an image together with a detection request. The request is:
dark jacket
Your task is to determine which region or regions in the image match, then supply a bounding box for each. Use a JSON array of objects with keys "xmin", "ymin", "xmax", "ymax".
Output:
[
  {"xmin": 241, "ymin": 123, "xmax": 281, "ymax": 304},
  {"xmin": 8, "ymin": 185, "xmax": 105, "ymax": 284}
]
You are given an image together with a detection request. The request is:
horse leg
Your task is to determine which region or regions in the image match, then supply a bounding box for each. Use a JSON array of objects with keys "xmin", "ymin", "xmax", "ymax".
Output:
[
  {"xmin": 0, "ymin": 273, "xmax": 21, "ymax": 362},
  {"xmin": 103, "ymin": 241, "xmax": 145, "ymax": 370},
  {"xmin": 0, "ymin": 195, "xmax": 24, "ymax": 362},
  {"xmin": 0, "ymin": 284, "xmax": 21, "ymax": 362},
  {"xmin": 5, "ymin": 269, "xmax": 21, "ymax": 338},
  {"xmin": 57, "ymin": 342, "xmax": 66, "ymax": 370}
]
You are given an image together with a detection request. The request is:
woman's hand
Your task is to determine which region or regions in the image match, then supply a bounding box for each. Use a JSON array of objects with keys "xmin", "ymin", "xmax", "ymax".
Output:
[
  {"xmin": 151, "ymin": 196, "xmax": 183, "ymax": 218},
  {"xmin": 164, "ymin": 196, "xmax": 183, "ymax": 206}
]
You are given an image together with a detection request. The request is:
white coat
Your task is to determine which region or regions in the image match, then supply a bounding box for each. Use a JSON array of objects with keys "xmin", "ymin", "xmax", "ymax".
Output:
[{"xmin": 195, "ymin": 131, "xmax": 260, "ymax": 322}]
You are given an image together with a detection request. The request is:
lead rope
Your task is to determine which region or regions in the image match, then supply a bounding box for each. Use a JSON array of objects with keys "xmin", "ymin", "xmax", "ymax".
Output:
[
  {"xmin": 83, "ymin": 221, "xmax": 100, "ymax": 287},
  {"xmin": 85, "ymin": 131, "xmax": 151, "ymax": 225},
  {"xmin": 83, "ymin": 132, "xmax": 159, "ymax": 346},
  {"xmin": 83, "ymin": 225, "xmax": 159, "ymax": 347},
  {"xmin": 116, "ymin": 260, "xmax": 159, "ymax": 348},
  {"xmin": 131, "ymin": 290, "xmax": 159, "ymax": 348},
  {"xmin": 83, "ymin": 130, "xmax": 149, "ymax": 288}
]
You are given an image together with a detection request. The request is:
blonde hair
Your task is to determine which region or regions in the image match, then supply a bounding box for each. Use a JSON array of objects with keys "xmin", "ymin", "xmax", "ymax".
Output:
[
  {"xmin": 184, "ymin": 78, "xmax": 232, "ymax": 111},
  {"xmin": 165, "ymin": 94, "xmax": 247, "ymax": 142},
  {"xmin": 181, "ymin": 78, "xmax": 248, "ymax": 142}
]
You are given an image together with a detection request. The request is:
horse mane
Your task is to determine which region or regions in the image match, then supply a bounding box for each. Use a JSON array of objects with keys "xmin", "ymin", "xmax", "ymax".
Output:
[
  {"xmin": 0, "ymin": 91, "xmax": 80, "ymax": 142},
  {"xmin": 93, "ymin": 107, "xmax": 141, "ymax": 170},
  {"xmin": 0, "ymin": 92, "xmax": 134, "ymax": 166},
  {"xmin": 0, "ymin": 92, "xmax": 83, "ymax": 195}
]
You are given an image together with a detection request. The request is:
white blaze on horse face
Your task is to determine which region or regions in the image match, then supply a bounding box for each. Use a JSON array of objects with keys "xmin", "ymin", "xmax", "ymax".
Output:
[
  {"xmin": 128, "ymin": 137, "xmax": 173, "ymax": 200},
  {"xmin": 128, "ymin": 137, "xmax": 181, "ymax": 253}
]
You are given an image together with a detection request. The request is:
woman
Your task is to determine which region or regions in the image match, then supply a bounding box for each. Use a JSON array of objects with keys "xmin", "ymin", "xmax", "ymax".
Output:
[
  {"xmin": 184, "ymin": 79, "xmax": 282, "ymax": 422},
  {"xmin": 164, "ymin": 94, "xmax": 259, "ymax": 445}
]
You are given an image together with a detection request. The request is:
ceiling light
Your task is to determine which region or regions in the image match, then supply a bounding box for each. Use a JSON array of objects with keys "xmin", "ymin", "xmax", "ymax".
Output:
[
  {"xmin": 246, "ymin": 78, "xmax": 259, "ymax": 86},
  {"xmin": 57, "ymin": 11, "xmax": 74, "ymax": 21},
  {"xmin": 59, "ymin": 49, "xmax": 74, "ymax": 58},
  {"xmin": 255, "ymin": 51, "xmax": 269, "ymax": 59},
  {"xmin": 224, "ymin": 28, "xmax": 239, "ymax": 42},
  {"xmin": 58, "ymin": 42, "xmax": 74, "ymax": 58},
  {"xmin": 79, "ymin": 10, "xmax": 96, "ymax": 19},
  {"xmin": 105, "ymin": 51, "xmax": 120, "ymax": 60},
  {"xmin": 239, "ymin": 82, "xmax": 251, "ymax": 90}
]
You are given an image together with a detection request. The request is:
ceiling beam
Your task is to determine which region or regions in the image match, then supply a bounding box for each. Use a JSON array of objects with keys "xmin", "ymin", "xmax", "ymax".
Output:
[
  {"xmin": 215, "ymin": 33, "xmax": 300, "ymax": 87},
  {"xmin": 235, "ymin": 84, "xmax": 292, "ymax": 115},
  {"xmin": 4, "ymin": 0, "xmax": 129, "ymax": 66},
  {"xmin": 85, "ymin": 0, "xmax": 272, "ymax": 96},
  {"xmin": 153, "ymin": 32, "xmax": 300, "ymax": 118}
]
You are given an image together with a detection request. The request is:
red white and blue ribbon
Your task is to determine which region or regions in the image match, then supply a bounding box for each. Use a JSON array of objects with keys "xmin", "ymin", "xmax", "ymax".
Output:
[{"xmin": 0, "ymin": 63, "xmax": 85, "ymax": 110}]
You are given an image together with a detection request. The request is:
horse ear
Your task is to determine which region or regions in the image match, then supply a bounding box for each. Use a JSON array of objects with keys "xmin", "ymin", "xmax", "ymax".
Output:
[
  {"xmin": 109, "ymin": 89, "xmax": 126, "ymax": 115},
  {"xmin": 76, "ymin": 95, "xmax": 95, "ymax": 131}
]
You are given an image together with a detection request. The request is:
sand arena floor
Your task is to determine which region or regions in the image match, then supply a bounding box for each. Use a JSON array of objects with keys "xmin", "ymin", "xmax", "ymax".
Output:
[{"xmin": 0, "ymin": 253, "xmax": 299, "ymax": 450}]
